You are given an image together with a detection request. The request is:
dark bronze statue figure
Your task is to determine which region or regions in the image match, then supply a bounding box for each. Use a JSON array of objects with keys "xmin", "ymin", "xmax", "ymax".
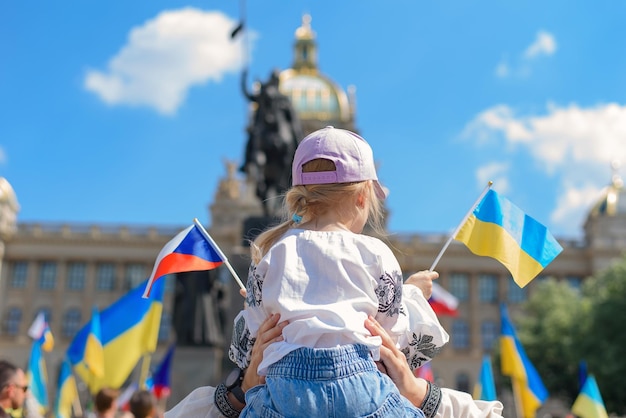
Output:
[{"xmin": 240, "ymin": 69, "xmax": 302, "ymax": 217}]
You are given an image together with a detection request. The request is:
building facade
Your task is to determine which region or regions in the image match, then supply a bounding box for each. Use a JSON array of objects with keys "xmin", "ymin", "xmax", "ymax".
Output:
[{"xmin": 1, "ymin": 15, "xmax": 625, "ymax": 415}]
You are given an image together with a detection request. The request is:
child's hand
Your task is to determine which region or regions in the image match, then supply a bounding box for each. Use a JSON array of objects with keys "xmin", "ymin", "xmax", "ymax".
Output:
[{"xmin": 405, "ymin": 270, "xmax": 439, "ymax": 299}]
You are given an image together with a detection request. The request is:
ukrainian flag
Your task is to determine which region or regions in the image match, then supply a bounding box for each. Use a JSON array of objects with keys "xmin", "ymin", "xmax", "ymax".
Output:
[
  {"xmin": 84, "ymin": 306, "xmax": 105, "ymax": 379},
  {"xmin": 456, "ymin": 189, "xmax": 563, "ymax": 288},
  {"xmin": 473, "ymin": 355, "xmax": 497, "ymax": 401},
  {"xmin": 571, "ymin": 375, "xmax": 608, "ymax": 418},
  {"xmin": 67, "ymin": 278, "xmax": 165, "ymax": 392},
  {"xmin": 27, "ymin": 339, "xmax": 48, "ymax": 413},
  {"xmin": 54, "ymin": 360, "xmax": 78, "ymax": 418},
  {"xmin": 500, "ymin": 304, "xmax": 548, "ymax": 417}
]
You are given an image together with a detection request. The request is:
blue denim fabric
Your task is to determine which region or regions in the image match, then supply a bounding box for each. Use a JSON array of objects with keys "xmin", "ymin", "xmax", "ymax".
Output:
[{"xmin": 241, "ymin": 344, "xmax": 425, "ymax": 418}]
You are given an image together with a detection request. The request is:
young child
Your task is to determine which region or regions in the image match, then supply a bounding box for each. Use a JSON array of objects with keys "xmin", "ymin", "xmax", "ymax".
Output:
[{"xmin": 229, "ymin": 126, "xmax": 449, "ymax": 417}]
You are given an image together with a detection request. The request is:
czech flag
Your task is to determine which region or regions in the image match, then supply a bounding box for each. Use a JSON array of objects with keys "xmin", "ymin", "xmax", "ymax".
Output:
[
  {"xmin": 455, "ymin": 189, "xmax": 562, "ymax": 288},
  {"xmin": 428, "ymin": 282, "xmax": 459, "ymax": 316},
  {"xmin": 142, "ymin": 224, "xmax": 225, "ymax": 298}
]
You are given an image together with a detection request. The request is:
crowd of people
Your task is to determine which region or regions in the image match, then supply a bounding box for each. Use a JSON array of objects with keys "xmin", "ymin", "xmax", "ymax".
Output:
[{"xmin": 0, "ymin": 360, "xmax": 163, "ymax": 418}]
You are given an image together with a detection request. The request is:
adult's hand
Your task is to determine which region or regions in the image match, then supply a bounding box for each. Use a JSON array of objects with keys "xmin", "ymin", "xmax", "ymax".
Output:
[
  {"xmin": 404, "ymin": 270, "xmax": 439, "ymax": 299},
  {"xmin": 241, "ymin": 313, "xmax": 286, "ymax": 392},
  {"xmin": 364, "ymin": 315, "xmax": 429, "ymax": 409}
]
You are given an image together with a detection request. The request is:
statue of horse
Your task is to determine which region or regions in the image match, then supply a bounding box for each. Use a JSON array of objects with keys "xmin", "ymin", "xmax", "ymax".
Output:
[{"xmin": 240, "ymin": 69, "xmax": 302, "ymax": 217}]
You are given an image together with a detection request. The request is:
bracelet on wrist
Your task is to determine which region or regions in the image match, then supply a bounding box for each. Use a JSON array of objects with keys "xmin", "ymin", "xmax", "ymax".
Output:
[{"xmin": 214, "ymin": 383, "xmax": 242, "ymax": 418}]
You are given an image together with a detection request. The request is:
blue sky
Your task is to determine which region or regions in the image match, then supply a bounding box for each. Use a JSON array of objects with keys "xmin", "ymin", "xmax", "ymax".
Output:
[{"xmin": 2, "ymin": 1, "xmax": 626, "ymax": 239}]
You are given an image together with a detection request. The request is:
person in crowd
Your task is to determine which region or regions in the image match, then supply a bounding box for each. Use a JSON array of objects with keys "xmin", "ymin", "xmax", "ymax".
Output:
[
  {"xmin": 229, "ymin": 126, "xmax": 448, "ymax": 417},
  {"xmin": 92, "ymin": 387, "xmax": 120, "ymax": 418},
  {"xmin": 0, "ymin": 360, "xmax": 28, "ymax": 418},
  {"xmin": 129, "ymin": 390, "xmax": 160, "ymax": 418}
]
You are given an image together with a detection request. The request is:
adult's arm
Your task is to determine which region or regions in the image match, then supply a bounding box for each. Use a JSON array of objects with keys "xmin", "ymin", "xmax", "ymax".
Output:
[{"xmin": 364, "ymin": 315, "xmax": 504, "ymax": 418}]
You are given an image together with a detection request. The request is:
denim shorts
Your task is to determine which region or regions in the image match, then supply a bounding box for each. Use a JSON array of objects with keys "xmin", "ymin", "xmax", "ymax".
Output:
[{"xmin": 240, "ymin": 344, "xmax": 425, "ymax": 418}]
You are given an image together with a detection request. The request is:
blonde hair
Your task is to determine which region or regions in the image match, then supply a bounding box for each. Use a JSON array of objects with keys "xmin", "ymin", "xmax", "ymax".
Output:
[{"xmin": 251, "ymin": 159, "xmax": 384, "ymax": 263}]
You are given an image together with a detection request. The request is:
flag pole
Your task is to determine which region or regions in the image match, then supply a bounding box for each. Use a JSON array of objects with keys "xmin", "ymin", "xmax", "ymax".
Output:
[
  {"xmin": 511, "ymin": 378, "xmax": 525, "ymax": 418},
  {"xmin": 429, "ymin": 181, "xmax": 493, "ymax": 271},
  {"xmin": 193, "ymin": 218, "xmax": 246, "ymax": 290}
]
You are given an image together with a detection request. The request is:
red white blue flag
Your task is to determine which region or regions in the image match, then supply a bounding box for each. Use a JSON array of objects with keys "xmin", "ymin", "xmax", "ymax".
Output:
[
  {"xmin": 428, "ymin": 282, "xmax": 459, "ymax": 316},
  {"xmin": 142, "ymin": 224, "xmax": 225, "ymax": 298}
]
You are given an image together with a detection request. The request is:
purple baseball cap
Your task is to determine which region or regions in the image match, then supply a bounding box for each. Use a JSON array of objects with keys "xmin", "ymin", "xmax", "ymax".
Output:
[{"xmin": 292, "ymin": 126, "xmax": 388, "ymax": 199}]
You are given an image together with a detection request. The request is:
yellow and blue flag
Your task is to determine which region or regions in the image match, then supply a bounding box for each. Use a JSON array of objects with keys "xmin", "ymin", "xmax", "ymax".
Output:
[
  {"xmin": 84, "ymin": 306, "xmax": 105, "ymax": 379},
  {"xmin": 455, "ymin": 189, "xmax": 563, "ymax": 288},
  {"xmin": 54, "ymin": 360, "xmax": 78, "ymax": 418},
  {"xmin": 27, "ymin": 339, "xmax": 48, "ymax": 414},
  {"xmin": 571, "ymin": 375, "xmax": 608, "ymax": 418},
  {"xmin": 473, "ymin": 355, "xmax": 497, "ymax": 401},
  {"xmin": 67, "ymin": 278, "xmax": 165, "ymax": 393},
  {"xmin": 27, "ymin": 311, "xmax": 54, "ymax": 352},
  {"xmin": 500, "ymin": 304, "xmax": 548, "ymax": 417}
]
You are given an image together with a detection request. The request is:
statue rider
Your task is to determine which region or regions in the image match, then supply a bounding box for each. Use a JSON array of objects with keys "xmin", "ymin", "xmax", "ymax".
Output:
[{"xmin": 240, "ymin": 68, "xmax": 302, "ymax": 218}]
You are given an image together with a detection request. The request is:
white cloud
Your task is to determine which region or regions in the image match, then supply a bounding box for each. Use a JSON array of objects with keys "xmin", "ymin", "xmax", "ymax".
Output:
[
  {"xmin": 495, "ymin": 30, "xmax": 556, "ymax": 78},
  {"xmin": 524, "ymin": 30, "xmax": 557, "ymax": 59},
  {"xmin": 476, "ymin": 162, "xmax": 510, "ymax": 194},
  {"xmin": 463, "ymin": 102, "xmax": 626, "ymax": 233},
  {"xmin": 84, "ymin": 8, "xmax": 251, "ymax": 115},
  {"xmin": 0, "ymin": 147, "xmax": 6, "ymax": 165}
]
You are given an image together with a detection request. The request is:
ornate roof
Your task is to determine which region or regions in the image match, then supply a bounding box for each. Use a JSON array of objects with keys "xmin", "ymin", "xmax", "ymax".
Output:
[
  {"xmin": 589, "ymin": 161, "xmax": 626, "ymax": 217},
  {"xmin": 279, "ymin": 15, "xmax": 354, "ymax": 124}
]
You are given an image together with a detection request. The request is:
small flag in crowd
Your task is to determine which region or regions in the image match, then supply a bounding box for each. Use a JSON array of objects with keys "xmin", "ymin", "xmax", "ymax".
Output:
[
  {"xmin": 28, "ymin": 311, "xmax": 54, "ymax": 352},
  {"xmin": 455, "ymin": 189, "xmax": 563, "ymax": 288},
  {"xmin": 84, "ymin": 306, "xmax": 105, "ymax": 379},
  {"xmin": 428, "ymin": 282, "xmax": 459, "ymax": 316},
  {"xmin": 500, "ymin": 304, "xmax": 548, "ymax": 417},
  {"xmin": 54, "ymin": 360, "xmax": 79, "ymax": 418},
  {"xmin": 142, "ymin": 223, "xmax": 225, "ymax": 298},
  {"xmin": 474, "ymin": 355, "xmax": 497, "ymax": 401},
  {"xmin": 27, "ymin": 339, "xmax": 48, "ymax": 414},
  {"xmin": 147, "ymin": 343, "xmax": 175, "ymax": 399},
  {"xmin": 571, "ymin": 375, "xmax": 608, "ymax": 418}
]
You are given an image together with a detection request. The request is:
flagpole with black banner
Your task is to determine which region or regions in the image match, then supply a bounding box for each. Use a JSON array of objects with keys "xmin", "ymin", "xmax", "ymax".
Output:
[
  {"xmin": 193, "ymin": 218, "xmax": 246, "ymax": 290},
  {"xmin": 429, "ymin": 181, "xmax": 493, "ymax": 271}
]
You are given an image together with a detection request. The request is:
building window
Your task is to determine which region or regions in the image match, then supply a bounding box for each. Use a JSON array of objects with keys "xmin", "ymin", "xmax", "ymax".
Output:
[
  {"xmin": 478, "ymin": 274, "xmax": 498, "ymax": 303},
  {"xmin": 481, "ymin": 320, "xmax": 498, "ymax": 351},
  {"xmin": 39, "ymin": 262, "xmax": 57, "ymax": 290},
  {"xmin": 456, "ymin": 372, "xmax": 471, "ymax": 393},
  {"xmin": 96, "ymin": 263, "xmax": 116, "ymax": 291},
  {"xmin": 10, "ymin": 261, "xmax": 28, "ymax": 288},
  {"xmin": 449, "ymin": 273, "xmax": 469, "ymax": 301},
  {"xmin": 158, "ymin": 312, "xmax": 171, "ymax": 342},
  {"xmin": 125, "ymin": 263, "xmax": 146, "ymax": 290},
  {"xmin": 507, "ymin": 277, "xmax": 526, "ymax": 303},
  {"xmin": 62, "ymin": 309, "xmax": 82, "ymax": 338},
  {"xmin": 67, "ymin": 262, "xmax": 86, "ymax": 290},
  {"xmin": 452, "ymin": 320, "xmax": 470, "ymax": 349},
  {"xmin": 4, "ymin": 307, "xmax": 22, "ymax": 335}
]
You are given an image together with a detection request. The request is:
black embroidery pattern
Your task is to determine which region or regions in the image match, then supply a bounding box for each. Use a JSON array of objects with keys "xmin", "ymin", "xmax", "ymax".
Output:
[
  {"xmin": 401, "ymin": 333, "xmax": 443, "ymax": 370},
  {"xmin": 246, "ymin": 264, "xmax": 263, "ymax": 308},
  {"xmin": 375, "ymin": 272, "xmax": 402, "ymax": 318},
  {"xmin": 228, "ymin": 314, "xmax": 255, "ymax": 368}
]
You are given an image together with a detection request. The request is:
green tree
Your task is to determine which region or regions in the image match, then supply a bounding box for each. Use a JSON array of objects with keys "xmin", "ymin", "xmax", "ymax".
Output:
[
  {"xmin": 578, "ymin": 256, "xmax": 626, "ymax": 414},
  {"xmin": 516, "ymin": 278, "xmax": 584, "ymax": 403}
]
